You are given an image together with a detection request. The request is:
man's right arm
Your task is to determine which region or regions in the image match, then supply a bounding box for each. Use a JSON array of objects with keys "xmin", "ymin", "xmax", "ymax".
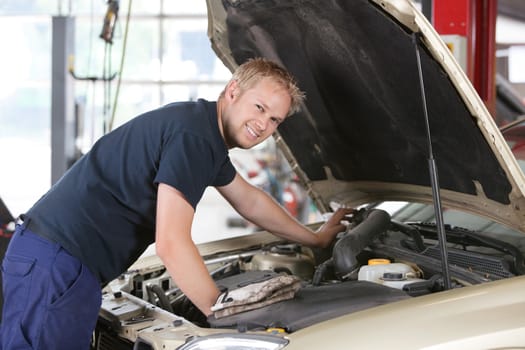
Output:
[{"xmin": 155, "ymin": 183, "xmax": 220, "ymax": 316}]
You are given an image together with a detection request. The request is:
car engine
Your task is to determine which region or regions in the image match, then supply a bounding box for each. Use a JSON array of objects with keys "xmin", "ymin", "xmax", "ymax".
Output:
[{"xmin": 94, "ymin": 208, "xmax": 522, "ymax": 349}]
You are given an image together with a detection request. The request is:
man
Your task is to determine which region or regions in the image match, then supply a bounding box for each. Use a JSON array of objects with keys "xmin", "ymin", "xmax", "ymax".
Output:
[{"xmin": 0, "ymin": 58, "xmax": 352, "ymax": 349}]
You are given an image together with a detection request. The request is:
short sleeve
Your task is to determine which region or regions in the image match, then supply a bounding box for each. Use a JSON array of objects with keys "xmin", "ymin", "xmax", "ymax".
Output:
[
  {"xmin": 154, "ymin": 133, "xmax": 219, "ymax": 208},
  {"xmin": 213, "ymin": 156, "xmax": 236, "ymax": 187}
]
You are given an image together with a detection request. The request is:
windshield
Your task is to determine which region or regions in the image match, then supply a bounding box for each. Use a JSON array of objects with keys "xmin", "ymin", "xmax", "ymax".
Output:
[{"xmin": 379, "ymin": 121, "xmax": 525, "ymax": 255}]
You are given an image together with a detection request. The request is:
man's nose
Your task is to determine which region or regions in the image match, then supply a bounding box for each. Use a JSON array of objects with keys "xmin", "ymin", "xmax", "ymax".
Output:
[{"xmin": 255, "ymin": 117, "xmax": 268, "ymax": 131}]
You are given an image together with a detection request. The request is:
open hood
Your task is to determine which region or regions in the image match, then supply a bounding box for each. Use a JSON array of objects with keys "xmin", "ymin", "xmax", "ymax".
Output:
[{"xmin": 206, "ymin": 0, "xmax": 525, "ymax": 232}]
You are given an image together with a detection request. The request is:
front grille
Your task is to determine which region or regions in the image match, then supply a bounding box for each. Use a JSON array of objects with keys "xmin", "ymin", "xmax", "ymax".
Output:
[{"xmin": 92, "ymin": 327, "xmax": 133, "ymax": 350}]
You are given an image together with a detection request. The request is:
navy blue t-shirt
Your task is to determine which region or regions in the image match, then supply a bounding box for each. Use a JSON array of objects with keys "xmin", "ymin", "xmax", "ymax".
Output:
[{"xmin": 25, "ymin": 99, "xmax": 236, "ymax": 284}]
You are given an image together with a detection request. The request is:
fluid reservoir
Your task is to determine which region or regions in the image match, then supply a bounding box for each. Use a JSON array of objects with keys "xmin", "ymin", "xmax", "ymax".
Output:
[{"xmin": 358, "ymin": 259, "xmax": 423, "ymax": 289}]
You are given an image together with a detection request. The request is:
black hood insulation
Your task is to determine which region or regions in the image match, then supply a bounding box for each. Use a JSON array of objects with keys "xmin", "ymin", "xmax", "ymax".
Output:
[{"xmin": 222, "ymin": 0, "xmax": 511, "ymax": 205}]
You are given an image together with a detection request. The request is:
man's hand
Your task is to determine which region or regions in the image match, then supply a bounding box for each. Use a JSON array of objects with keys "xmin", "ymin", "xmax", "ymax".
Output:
[{"xmin": 314, "ymin": 207, "xmax": 354, "ymax": 248}]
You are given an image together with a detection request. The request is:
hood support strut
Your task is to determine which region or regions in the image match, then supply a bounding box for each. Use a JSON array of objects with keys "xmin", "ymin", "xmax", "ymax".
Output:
[{"xmin": 412, "ymin": 33, "xmax": 452, "ymax": 290}]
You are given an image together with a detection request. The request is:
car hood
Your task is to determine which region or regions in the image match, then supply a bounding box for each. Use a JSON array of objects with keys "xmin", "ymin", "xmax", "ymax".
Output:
[{"xmin": 206, "ymin": 0, "xmax": 525, "ymax": 232}]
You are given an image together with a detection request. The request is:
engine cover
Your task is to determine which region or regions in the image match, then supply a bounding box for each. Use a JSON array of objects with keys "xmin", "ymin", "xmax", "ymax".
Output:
[{"xmin": 208, "ymin": 271, "xmax": 409, "ymax": 332}]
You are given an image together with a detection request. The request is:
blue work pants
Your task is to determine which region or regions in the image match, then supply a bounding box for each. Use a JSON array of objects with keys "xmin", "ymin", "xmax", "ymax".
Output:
[{"xmin": 0, "ymin": 225, "xmax": 101, "ymax": 349}]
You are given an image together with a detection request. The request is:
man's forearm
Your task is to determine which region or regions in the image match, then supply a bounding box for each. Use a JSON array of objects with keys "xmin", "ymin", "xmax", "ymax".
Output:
[
  {"xmin": 238, "ymin": 188, "xmax": 319, "ymax": 244},
  {"xmin": 218, "ymin": 174, "xmax": 352, "ymax": 249},
  {"xmin": 239, "ymin": 189, "xmax": 351, "ymax": 248},
  {"xmin": 158, "ymin": 240, "xmax": 220, "ymax": 316}
]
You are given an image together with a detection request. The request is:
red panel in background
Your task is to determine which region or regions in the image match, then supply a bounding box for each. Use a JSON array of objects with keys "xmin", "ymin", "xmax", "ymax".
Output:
[
  {"xmin": 433, "ymin": 0, "xmax": 470, "ymax": 36},
  {"xmin": 472, "ymin": 0, "xmax": 497, "ymax": 119}
]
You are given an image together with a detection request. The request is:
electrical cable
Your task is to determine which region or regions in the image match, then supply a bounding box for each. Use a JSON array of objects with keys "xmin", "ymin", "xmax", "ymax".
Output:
[
  {"xmin": 108, "ymin": 0, "xmax": 132, "ymax": 132},
  {"xmin": 102, "ymin": 42, "xmax": 108, "ymax": 133},
  {"xmin": 84, "ymin": 0, "xmax": 95, "ymax": 98},
  {"xmin": 77, "ymin": 0, "xmax": 96, "ymax": 152},
  {"xmin": 103, "ymin": 42, "xmax": 112, "ymax": 134}
]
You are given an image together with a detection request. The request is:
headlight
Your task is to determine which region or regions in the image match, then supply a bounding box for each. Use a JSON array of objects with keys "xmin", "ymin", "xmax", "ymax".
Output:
[{"xmin": 177, "ymin": 333, "xmax": 288, "ymax": 350}]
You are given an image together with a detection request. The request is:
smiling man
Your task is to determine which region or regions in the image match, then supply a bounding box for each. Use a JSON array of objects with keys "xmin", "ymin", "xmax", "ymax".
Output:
[
  {"xmin": 0, "ymin": 58, "xmax": 352, "ymax": 349},
  {"xmin": 218, "ymin": 62, "xmax": 292, "ymax": 148}
]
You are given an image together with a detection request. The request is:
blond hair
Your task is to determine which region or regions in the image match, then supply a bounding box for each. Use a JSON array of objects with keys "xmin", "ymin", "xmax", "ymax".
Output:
[{"xmin": 221, "ymin": 58, "xmax": 305, "ymax": 116}]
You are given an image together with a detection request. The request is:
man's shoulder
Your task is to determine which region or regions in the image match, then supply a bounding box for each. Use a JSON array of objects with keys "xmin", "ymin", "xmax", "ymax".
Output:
[
  {"xmin": 160, "ymin": 99, "xmax": 215, "ymax": 114},
  {"xmin": 128, "ymin": 99, "xmax": 215, "ymax": 130}
]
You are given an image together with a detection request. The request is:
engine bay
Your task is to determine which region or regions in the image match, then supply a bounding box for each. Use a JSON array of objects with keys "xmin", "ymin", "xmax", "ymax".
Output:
[{"xmin": 96, "ymin": 207, "xmax": 523, "ymax": 347}]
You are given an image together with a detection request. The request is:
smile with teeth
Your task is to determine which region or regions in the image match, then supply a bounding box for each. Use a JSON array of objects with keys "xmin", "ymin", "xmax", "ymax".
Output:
[{"xmin": 246, "ymin": 124, "xmax": 260, "ymax": 138}]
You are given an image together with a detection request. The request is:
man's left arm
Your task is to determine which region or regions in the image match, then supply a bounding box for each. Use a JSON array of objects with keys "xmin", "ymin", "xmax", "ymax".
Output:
[{"xmin": 217, "ymin": 173, "xmax": 352, "ymax": 248}]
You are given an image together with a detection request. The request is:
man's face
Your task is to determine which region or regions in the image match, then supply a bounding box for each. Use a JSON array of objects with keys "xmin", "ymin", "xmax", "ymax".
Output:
[{"xmin": 219, "ymin": 77, "xmax": 292, "ymax": 149}]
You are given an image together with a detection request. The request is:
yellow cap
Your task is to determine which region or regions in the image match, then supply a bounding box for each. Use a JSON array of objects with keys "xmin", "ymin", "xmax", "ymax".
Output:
[
  {"xmin": 267, "ymin": 327, "xmax": 286, "ymax": 334},
  {"xmin": 368, "ymin": 258, "xmax": 391, "ymax": 265}
]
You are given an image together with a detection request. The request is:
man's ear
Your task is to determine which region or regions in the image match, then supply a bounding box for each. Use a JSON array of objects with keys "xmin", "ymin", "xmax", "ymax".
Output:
[{"xmin": 226, "ymin": 80, "xmax": 239, "ymax": 100}]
